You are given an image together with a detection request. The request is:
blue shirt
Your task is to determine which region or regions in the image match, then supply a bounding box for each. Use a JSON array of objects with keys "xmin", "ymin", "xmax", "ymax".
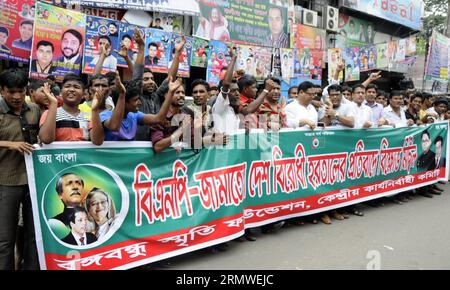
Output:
[
  {"xmin": 12, "ymin": 38, "xmax": 32, "ymax": 51},
  {"xmin": 100, "ymin": 110, "xmax": 145, "ymax": 141}
]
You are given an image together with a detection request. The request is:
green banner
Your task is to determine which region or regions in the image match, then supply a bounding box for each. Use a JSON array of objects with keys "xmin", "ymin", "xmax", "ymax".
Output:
[{"xmin": 26, "ymin": 124, "xmax": 449, "ymax": 270}]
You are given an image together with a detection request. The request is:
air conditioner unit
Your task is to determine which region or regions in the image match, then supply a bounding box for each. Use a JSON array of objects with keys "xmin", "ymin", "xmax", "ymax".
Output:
[
  {"xmin": 325, "ymin": 6, "xmax": 339, "ymax": 32},
  {"xmin": 302, "ymin": 9, "xmax": 318, "ymax": 27}
]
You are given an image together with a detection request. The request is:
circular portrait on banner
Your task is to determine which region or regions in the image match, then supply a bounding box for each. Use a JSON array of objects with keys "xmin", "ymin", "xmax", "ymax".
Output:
[{"xmin": 42, "ymin": 164, "xmax": 129, "ymax": 249}]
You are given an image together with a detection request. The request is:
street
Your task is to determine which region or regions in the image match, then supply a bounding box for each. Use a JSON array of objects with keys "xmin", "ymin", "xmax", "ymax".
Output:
[{"xmin": 164, "ymin": 184, "xmax": 450, "ymax": 270}]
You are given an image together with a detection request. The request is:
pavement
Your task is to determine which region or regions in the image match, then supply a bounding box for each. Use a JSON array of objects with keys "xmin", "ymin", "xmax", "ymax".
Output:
[{"xmin": 149, "ymin": 183, "xmax": 450, "ymax": 270}]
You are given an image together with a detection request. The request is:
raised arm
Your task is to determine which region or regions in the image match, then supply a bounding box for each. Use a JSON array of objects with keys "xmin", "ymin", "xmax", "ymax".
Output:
[
  {"xmin": 240, "ymin": 80, "xmax": 275, "ymax": 116},
  {"xmin": 143, "ymin": 76, "xmax": 183, "ymax": 125},
  {"xmin": 221, "ymin": 46, "xmax": 237, "ymax": 95},
  {"xmin": 38, "ymin": 82, "xmax": 59, "ymax": 144},
  {"xmin": 103, "ymin": 72, "xmax": 126, "ymax": 131},
  {"xmin": 167, "ymin": 36, "xmax": 186, "ymax": 80},
  {"xmin": 93, "ymin": 42, "xmax": 109, "ymax": 75},
  {"xmin": 362, "ymin": 71, "xmax": 381, "ymax": 88},
  {"xmin": 90, "ymin": 89, "xmax": 106, "ymax": 145}
]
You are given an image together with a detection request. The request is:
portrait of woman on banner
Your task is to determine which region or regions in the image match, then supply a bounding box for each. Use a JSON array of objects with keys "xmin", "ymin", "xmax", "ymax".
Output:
[
  {"xmin": 195, "ymin": 7, "xmax": 230, "ymax": 42},
  {"xmin": 85, "ymin": 188, "xmax": 117, "ymax": 240}
]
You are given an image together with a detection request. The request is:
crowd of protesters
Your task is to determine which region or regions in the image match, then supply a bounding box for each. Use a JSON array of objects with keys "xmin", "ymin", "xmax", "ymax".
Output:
[{"xmin": 1, "ymin": 28, "xmax": 449, "ymax": 269}]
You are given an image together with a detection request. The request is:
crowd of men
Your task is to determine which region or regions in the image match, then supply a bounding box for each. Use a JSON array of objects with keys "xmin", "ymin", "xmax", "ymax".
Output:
[{"xmin": 0, "ymin": 28, "xmax": 448, "ymax": 269}]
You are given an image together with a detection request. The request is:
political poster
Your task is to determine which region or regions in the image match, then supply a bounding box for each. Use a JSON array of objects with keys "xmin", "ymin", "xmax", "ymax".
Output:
[
  {"xmin": 376, "ymin": 43, "xmax": 388, "ymax": 69},
  {"xmin": 82, "ymin": 16, "xmax": 120, "ymax": 75},
  {"xmin": 190, "ymin": 37, "xmax": 209, "ymax": 68},
  {"xmin": 293, "ymin": 48, "xmax": 310, "ymax": 79},
  {"xmin": 290, "ymin": 24, "xmax": 326, "ymax": 50},
  {"xmin": 30, "ymin": 2, "xmax": 86, "ymax": 80},
  {"xmin": 117, "ymin": 23, "xmax": 142, "ymax": 68},
  {"xmin": 236, "ymin": 44, "xmax": 256, "ymax": 76},
  {"xmin": 206, "ymin": 40, "xmax": 229, "ymax": 86},
  {"xmin": 0, "ymin": 0, "xmax": 35, "ymax": 63},
  {"xmin": 168, "ymin": 34, "xmax": 193, "ymax": 78},
  {"xmin": 194, "ymin": 1, "xmax": 288, "ymax": 48},
  {"xmin": 144, "ymin": 28, "xmax": 172, "ymax": 74},
  {"xmin": 328, "ymin": 48, "xmax": 343, "ymax": 82},
  {"xmin": 280, "ymin": 48, "xmax": 294, "ymax": 80},
  {"xmin": 344, "ymin": 47, "xmax": 360, "ymax": 82}
]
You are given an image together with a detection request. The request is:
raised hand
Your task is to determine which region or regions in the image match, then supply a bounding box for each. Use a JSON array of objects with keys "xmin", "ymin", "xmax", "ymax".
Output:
[
  {"xmin": 369, "ymin": 71, "xmax": 382, "ymax": 81},
  {"xmin": 43, "ymin": 82, "xmax": 58, "ymax": 105},
  {"xmin": 91, "ymin": 89, "xmax": 104, "ymax": 112},
  {"xmin": 133, "ymin": 28, "xmax": 145, "ymax": 48},
  {"xmin": 168, "ymin": 76, "xmax": 183, "ymax": 93},
  {"xmin": 174, "ymin": 36, "xmax": 186, "ymax": 53},
  {"xmin": 118, "ymin": 44, "xmax": 129, "ymax": 59},
  {"xmin": 264, "ymin": 79, "xmax": 276, "ymax": 92},
  {"xmin": 115, "ymin": 71, "xmax": 126, "ymax": 95},
  {"xmin": 100, "ymin": 41, "xmax": 111, "ymax": 57}
]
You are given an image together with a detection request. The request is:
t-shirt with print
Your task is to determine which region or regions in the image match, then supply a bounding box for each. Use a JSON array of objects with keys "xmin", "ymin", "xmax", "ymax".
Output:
[
  {"xmin": 100, "ymin": 110, "xmax": 145, "ymax": 141},
  {"xmin": 40, "ymin": 107, "xmax": 90, "ymax": 141}
]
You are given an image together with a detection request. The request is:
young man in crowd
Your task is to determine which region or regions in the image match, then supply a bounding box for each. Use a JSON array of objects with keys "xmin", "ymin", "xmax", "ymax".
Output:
[
  {"xmin": 351, "ymin": 84, "xmax": 374, "ymax": 129},
  {"xmin": 285, "ymin": 81, "xmax": 318, "ymax": 130},
  {"xmin": 257, "ymin": 77, "xmax": 285, "ymax": 132},
  {"xmin": 379, "ymin": 91, "xmax": 414, "ymax": 128},
  {"xmin": 0, "ymin": 68, "xmax": 40, "ymax": 269}
]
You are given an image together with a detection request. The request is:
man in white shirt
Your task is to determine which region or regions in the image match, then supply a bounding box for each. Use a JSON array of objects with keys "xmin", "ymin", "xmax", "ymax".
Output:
[
  {"xmin": 351, "ymin": 84, "xmax": 374, "ymax": 129},
  {"xmin": 319, "ymin": 84, "xmax": 355, "ymax": 128},
  {"xmin": 90, "ymin": 36, "xmax": 117, "ymax": 71},
  {"xmin": 285, "ymin": 81, "xmax": 318, "ymax": 130},
  {"xmin": 212, "ymin": 48, "xmax": 241, "ymax": 135},
  {"xmin": 380, "ymin": 90, "xmax": 414, "ymax": 127}
]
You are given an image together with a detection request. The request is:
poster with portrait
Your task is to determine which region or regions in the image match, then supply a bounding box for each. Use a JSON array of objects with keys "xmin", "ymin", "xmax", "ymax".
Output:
[
  {"xmin": 191, "ymin": 37, "xmax": 209, "ymax": 68},
  {"xmin": 30, "ymin": 2, "xmax": 86, "ymax": 80},
  {"xmin": 290, "ymin": 24, "xmax": 326, "ymax": 50},
  {"xmin": 272, "ymin": 47, "xmax": 282, "ymax": 79},
  {"xmin": 117, "ymin": 23, "xmax": 142, "ymax": 68},
  {"xmin": 194, "ymin": 1, "xmax": 288, "ymax": 47},
  {"xmin": 190, "ymin": 37, "xmax": 209, "ymax": 68},
  {"xmin": 253, "ymin": 46, "xmax": 273, "ymax": 79},
  {"xmin": 236, "ymin": 44, "xmax": 256, "ymax": 76},
  {"xmin": 337, "ymin": 13, "xmax": 375, "ymax": 47},
  {"xmin": 309, "ymin": 49, "xmax": 324, "ymax": 81},
  {"xmin": 367, "ymin": 45, "xmax": 377, "ymax": 70},
  {"xmin": 293, "ymin": 48, "xmax": 310, "ymax": 79},
  {"xmin": 144, "ymin": 28, "xmax": 172, "ymax": 74},
  {"xmin": 406, "ymin": 35, "xmax": 417, "ymax": 56},
  {"xmin": 328, "ymin": 48, "xmax": 343, "ymax": 82},
  {"xmin": 387, "ymin": 40, "xmax": 398, "ymax": 70},
  {"xmin": 0, "ymin": 0, "xmax": 35, "ymax": 63},
  {"xmin": 280, "ymin": 48, "xmax": 294, "ymax": 79},
  {"xmin": 376, "ymin": 43, "xmax": 388, "ymax": 69},
  {"xmin": 344, "ymin": 47, "xmax": 360, "ymax": 82},
  {"xmin": 168, "ymin": 34, "xmax": 193, "ymax": 78},
  {"xmin": 82, "ymin": 16, "xmax": 120, "ymax": 75},
  {"xmin": 206, "ymin": 40, "xmax": 230, "ymax": 86},
  {"xmin": 397, "ymin": 38, "xmax": 406, "ymax": 62},
  {"xmin": 151, "ymin": 12, "xmax": 184, "ymax": 34}
]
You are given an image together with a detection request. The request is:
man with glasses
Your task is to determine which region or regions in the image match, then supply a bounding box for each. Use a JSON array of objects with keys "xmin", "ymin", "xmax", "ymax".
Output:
[{"xmin": 285, "ymin": 81, "xmax": 318, "ymax": 130}]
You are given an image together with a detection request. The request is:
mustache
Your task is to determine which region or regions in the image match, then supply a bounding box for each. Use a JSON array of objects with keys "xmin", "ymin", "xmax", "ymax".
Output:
[{"xmin": 70, "ymin": 191, "xmax": 81, "ymax": 196}]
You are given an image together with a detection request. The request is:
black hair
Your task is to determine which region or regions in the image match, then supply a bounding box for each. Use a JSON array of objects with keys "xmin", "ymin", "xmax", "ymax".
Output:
[
  {"xmin": 36, "ymin": 40, "xmax": 54, "ymax": 52},
  {"xmin": 409, "ymin": 92, "xmax": 424, "ymax": 102},
  {"xmin": 352, "ymin": 84, "xmax": 366, "ymax": 93},
  {"xmin": 0, "ymin": 68, "xmax": 28, "ymax": 89},
  {"xmin": 87, "ymin": 74, "xmax": 108, "ymax": 88},
  {"xmin": 28, "ymin": 79, "xmax": 47, "ymax": 91},
  {"xmin": 327, "ymin": 84, "xmax": 342, "ymax": 95},
  {"xmin": 143, "ymin": 68, "xmax": 153, "ymax": 75},
  {"xmin": 421, "ymin": 130, "xmax": 430, "ymax": 139},
  {"xmin": 288, "ymin": 86, "xmax": 298, "ymax": 94},
  {"xmin": 341, "ymin": 85, "xmax": 352, "ymax": 93},
  {"xmin": 389, "ymin": 90, "xmax": 404, "ymax": 99},
  {"xmin": 20, "ymin": 19, "xmax": 33, "ymax": 27},
  {"xmin": 148, "ymin": 42, "xmax": 158, "ymax": 49},
  {"xmin": 124, "ymin": 79, "xmax": 142, "ymax": 102},
  {"xmin": 98, "ymin": 35, "xmax": 112, "ymax": 45},
  {"xmin": 104, "ymin": 72, "xmax": 117, "ymax": 85},
  {"xmin": 264, "ymin": 77, "xmax": 281, "ymax": 87},
  {"xmin": 237, "ymin": 74, "xmax": 256, "ymax": 93},
  {"xmin": 121, "ymin": 34, "xmax": 132, "ymax": 41},
  {"xmin": 191, "ymin": 79, "xmax": 211, "ymax": 92},
  {"xmin": 62, "ymin": 73, "xmax": 84, "ymax": 89},
  {"xmin": 434, "ymin": 97, "xmax": 449, "ymax": 107},
  {"xmin": 0, "ymin": 26, "xmax": 9, "ymax": 36},
  {"xmin": 56, "ymin": 173, "xmax": 84, "ymax": 195},
  {"xmin": 269, "ymin": 5, "xmax": 284, "ymax": 20},
  {"xmin": 297, "ymin": 81, "xmax": 314, "ymax": 93},
  {"xmin": 435, "ymin": 135, "xmax": 444, "ymax": 145},
  {"xmin": 67, "ymin": 206, "xmax": 88, "ymax": 228},
  {"xmin": 365, "ymin": 84, "xmax": 378, "ymax": 92},
  {"xmin": 46, "ymin": 75, "xmax": 56, "ymax": 81},
  {"xmin": 62, "ymin": 29, "xmax": 83, "ymax": 45}
]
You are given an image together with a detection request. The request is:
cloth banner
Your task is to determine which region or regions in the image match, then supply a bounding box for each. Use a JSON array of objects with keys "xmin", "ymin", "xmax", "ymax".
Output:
[{"xmin": 25, "ymin": 123, "xmax": 449, "ymax": 270}]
